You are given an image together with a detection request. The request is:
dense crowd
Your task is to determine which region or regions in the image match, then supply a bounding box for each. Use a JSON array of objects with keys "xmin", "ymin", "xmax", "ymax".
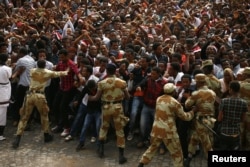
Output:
[{"xmin": 0, "ymin": 0, "xmax": 250, "ymax": 167}]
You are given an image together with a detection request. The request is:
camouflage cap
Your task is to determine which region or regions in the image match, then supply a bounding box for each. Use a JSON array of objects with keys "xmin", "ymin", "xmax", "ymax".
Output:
[
  {"xmin": 201, "ymin": 59, "xmax": 213, "ymax": 69},
  {"xmin": 195, "ymin": 74, "xmax": 206, "ymax": 82},
  {"xmin": 164, "ymin": 83, "xmax": 176, "ymax": 94},
  {"xmin": 243, "ymin": 67, "xmax": 250, "ymax": 75}
]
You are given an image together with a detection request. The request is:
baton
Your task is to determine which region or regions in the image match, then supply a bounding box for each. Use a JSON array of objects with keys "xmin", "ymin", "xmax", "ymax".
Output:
[{"xmin": 196, "ymin": 118, "xmax": 219, "ymax": 137}]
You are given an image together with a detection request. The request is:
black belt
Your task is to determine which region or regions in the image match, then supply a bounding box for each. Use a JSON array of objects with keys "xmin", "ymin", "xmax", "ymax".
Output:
[
  {"xmin": 28, "ymin": 90, "xmax": 44, "ymax": 94},
  {"xmin": 0, "ymin": 82, "xmax": 9, "ymax": 85},
  {"xmin": 0, "ymin": 100, "xmax": 10, "ymax": 105},
  {"xmin": 102, "ymin": 101, "xmax": 122, "ymax": 105}
]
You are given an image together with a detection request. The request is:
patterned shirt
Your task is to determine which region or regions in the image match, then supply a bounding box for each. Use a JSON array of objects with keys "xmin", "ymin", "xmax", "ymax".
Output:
[
  {"xmin": 29, "ymin": 68, "xmax": 68, "ymax": 92},
  {"xmin": 140, "ymin": 77, "xmax": 167, "ymax": 108},
  {"xmin": 151, "ymin": 95, "xmax": 194, "ymax": 139},
  {"xmin": 55, "ymin": 59, "xmax": 79, "ymax": 91},
  {"xmin": 98, "ymin": 75, "xmax": 127, "ymax": 102},
  {"xmin": 185, "ymin": 85, "xmax": 216, "ymax": 116},
  {"xmin": 219, "ymin": 97, "xmax": 247, "ymax": 135}
]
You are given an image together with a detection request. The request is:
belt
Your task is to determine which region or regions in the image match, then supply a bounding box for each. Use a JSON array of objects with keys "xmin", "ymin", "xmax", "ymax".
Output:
[
  {"xmin": 221, "ymin": 133, "xmax": 239, "ymax": 138},
  {"xmin": 28, "ymin": 90, "xmax": 44, "ymax": 94},
  {"xmin": 0, "ymin": 100, "xmax": 10, "ymax": 105},
  {"xmin": 0, "ymin": 82, "xmax": 9, "ymax": 85},
  {"xmin": 102, "ymin": 100, "xmax": 122, "ymax": 105}
]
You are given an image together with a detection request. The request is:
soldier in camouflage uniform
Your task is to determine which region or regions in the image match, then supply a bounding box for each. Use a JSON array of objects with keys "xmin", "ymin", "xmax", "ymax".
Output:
[
  {"xmin": 12, "ymin": 60, "xmax": 68, "ymax": 149},
  {"xmin": 201, "ymin": 59, "xmax": 221, "ymax": 147},
  {"xmin": 201, "ymin": 59, "xmax": 221, "ymax": 108},
  {"xmin": 138, "ymin": 83, "xmax": 195, "ymax": 167},
  {"xmin": 240, "ymin": 67, "xmax": 250, "ymax": 150},
  {"xmin": 88, "ymin": 63, "xmax": 130, "ymax": 164},
  {"xmin": 185, "ymin": 74, "xmax": 216, "ymax": 166}
]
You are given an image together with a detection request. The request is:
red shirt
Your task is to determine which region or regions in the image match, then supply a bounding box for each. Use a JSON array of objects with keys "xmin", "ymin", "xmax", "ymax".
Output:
[{"xmin": 55, "ymin": 59, "xmax": 79, "ymax": 91}]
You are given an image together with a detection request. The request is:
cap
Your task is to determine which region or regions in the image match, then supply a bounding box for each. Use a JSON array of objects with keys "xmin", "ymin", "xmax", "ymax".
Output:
[
  {"xmin": 201, "ymin": 59, "xmax": 213, "ymax": 69},
  {"xmin": 106, "ymin": 63, "xmax": 117, "ymax": 70},
  {"xmin": 163, "ymin": 83, "xmax": 176, "ymax": 94},
  {"xmin": 243, "ymin": 67, "xmax": 250, "ymax": 75},
  {"xmin": 192, "ymin": 45, "xmax": 201, "ymax": 53},
  {"xmin": 195, "ymin": 74, "xmax": 206, "ymax": 82},
  {"xmin": 80, "ymin": 40, "xmax": 88, "ymax": 46}
]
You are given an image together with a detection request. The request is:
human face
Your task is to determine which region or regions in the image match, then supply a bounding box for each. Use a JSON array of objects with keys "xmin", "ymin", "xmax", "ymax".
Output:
[
  {"xmin": 158, "ymin": 62, "xmax": 166, "ymax": 74},
  {"xmin": 59, "ymin": 54, "xmax": 68, "ymax": 63},
  {"xmin": 140, "ymin": 58, "xmax": 148, "ymax": 69},
  {"xmin": 155, "ymin": 45, "xmax": 163, "ymax": 56},
  {"xmin": 89, "ymin": 46, "xmax": 98, "ymax": 57},
  {"xmin": 111, "ymin": 42, "xmax": 119, "ymax": 50},
  {"xmin": 38, "ymin": 52, "xmax": 46, "ymax": 60},
  {"xmin": 81, "ymin": 67, "xmax": 88, "ymax": 78},
  {"xmin": 151, "ymin": 70, "xmax": 160, "ymax": 80},
  {"xmin": 168, "ymin": 65, "xmax": 175, "ymax": 77},
  {"xmin": 181, "ymin": 77, "xmax": 191, "ymax": 90}
]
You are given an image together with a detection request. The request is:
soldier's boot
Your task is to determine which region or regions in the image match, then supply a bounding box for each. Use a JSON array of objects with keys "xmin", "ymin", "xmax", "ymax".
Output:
[
  {"xmin": 97, "ymin": 141, "xmax": 104, "ymax": 158},
  {"xmin": 44, "ymin": 133, "xmax": 53, "ymax": 143},
  {"xmin": 184, "ymin": 157, "xmax": 192, "ymax": 167},
  {"xmin": 12, "ymin": 135, "xmax": 21, "ymax": 149},
  {"xmin": 118, "ymin": 147, "xmax": 127, "ymax": 164},
  {"xmin": 138, "ymin": 162, "xmax": 144, "ymax": 167}
]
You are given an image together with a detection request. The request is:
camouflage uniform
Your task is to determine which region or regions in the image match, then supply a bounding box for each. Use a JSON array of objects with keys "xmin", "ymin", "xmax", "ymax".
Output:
[
  {"xmin": 16, "ymin": 68, "xmax": 67, "ymax": 135},
  {"xmin": 140, "ymin": 83, "xmax": 194, "ymax": 167},
  {"xmin": 98, "ymin": 76, "xmax": 129, "ymax": 148},
  {"xmin": 185, "ymin": 85, "xmax": 216, "ymax": 158},
  {"xmin": 205, "ymin": 74, "xmax": 221, "ymax": 97},
  {"xmin": 205, "ymin": 74, "xmax": 221, "ymax": 146},
  {"xmin": 240, "ymin": 78, "xmax": 250, "ymax": 150}
]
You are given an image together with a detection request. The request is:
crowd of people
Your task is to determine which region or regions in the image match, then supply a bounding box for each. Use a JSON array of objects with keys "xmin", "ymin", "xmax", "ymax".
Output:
[{"xmin": 0, "ymin": 0, "xmax": 250, "ymax": 166}]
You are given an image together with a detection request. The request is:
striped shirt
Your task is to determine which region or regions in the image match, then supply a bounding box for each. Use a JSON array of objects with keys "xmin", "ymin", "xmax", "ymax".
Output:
[{"xmin": 219, "ymin": 97, "xmax": 247, "ymax": 135}]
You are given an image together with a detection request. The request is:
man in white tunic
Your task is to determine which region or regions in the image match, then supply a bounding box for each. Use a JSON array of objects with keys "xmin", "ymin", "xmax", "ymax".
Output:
[{"xmin": 0, "ymin": 53, "xmax": 12, "ymax": 141}]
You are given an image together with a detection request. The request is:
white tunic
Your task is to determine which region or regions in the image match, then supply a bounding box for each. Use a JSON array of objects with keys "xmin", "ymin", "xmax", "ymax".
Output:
[{"xmin": 0, "ymin": 65, "xmax": 12, "ymax": 125}]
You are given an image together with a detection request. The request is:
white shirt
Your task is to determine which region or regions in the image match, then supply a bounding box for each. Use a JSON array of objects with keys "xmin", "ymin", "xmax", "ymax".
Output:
[
  {"xmin": 15, "ymin": 55, "xmax": 36, "ymax": 86},
  {"xmin": 0, "ymin": 65, "xmax": 12, "ymax": 104}
]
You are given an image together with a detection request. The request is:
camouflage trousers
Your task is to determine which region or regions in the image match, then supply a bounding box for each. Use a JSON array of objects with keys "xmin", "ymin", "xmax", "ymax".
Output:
[
  {"xmin": 140, "ymin": 137, "xmax": 183, "ymax": 167},
  {"xmin": 16, "ymin": 93, "xmax": 50, "ymax": 135},
  {"xmin": 241, "ymin": 111, "xmax": 250, "ymax": 150},
  {"xmin": 188, "ymin": 119, "xmax": 213, "ymax": 158},
  {"xmin": 100, "ymin": 103, "xmax": 129, "ymax": 148}
]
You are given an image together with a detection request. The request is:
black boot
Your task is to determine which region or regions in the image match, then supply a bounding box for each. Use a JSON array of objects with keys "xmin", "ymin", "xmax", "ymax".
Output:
[
  {"xmin": 184, "ymin": 157, "xmax": 192, "ymax": 167},
  {"xmin": 97, "ymin": 140, "xmax": 104, "ymax": 158},
  {"xmin": 76, "ymin": 142, "xmax": 85, "ymax": 152},
  {"xmin": 12, "ymin": 135, "xmax": 21, "ymax": 149},
  {"xmin": 0, "ymin": 126, "xmax": 6, "ymax": 140},
  {"xmin": 138, "ymin": 162, "xmax": 144, "ymax": 167},
  {"xmin": 118, "ymin": 147, "xmax": 127, "ymax": 164},
  {"xmin": 44, "ymin": 133, "xmax": 53, "ymax": 143},
  {"xmin": 0, "ymin": 126, "xmax": 4, "ymax": 135}
]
